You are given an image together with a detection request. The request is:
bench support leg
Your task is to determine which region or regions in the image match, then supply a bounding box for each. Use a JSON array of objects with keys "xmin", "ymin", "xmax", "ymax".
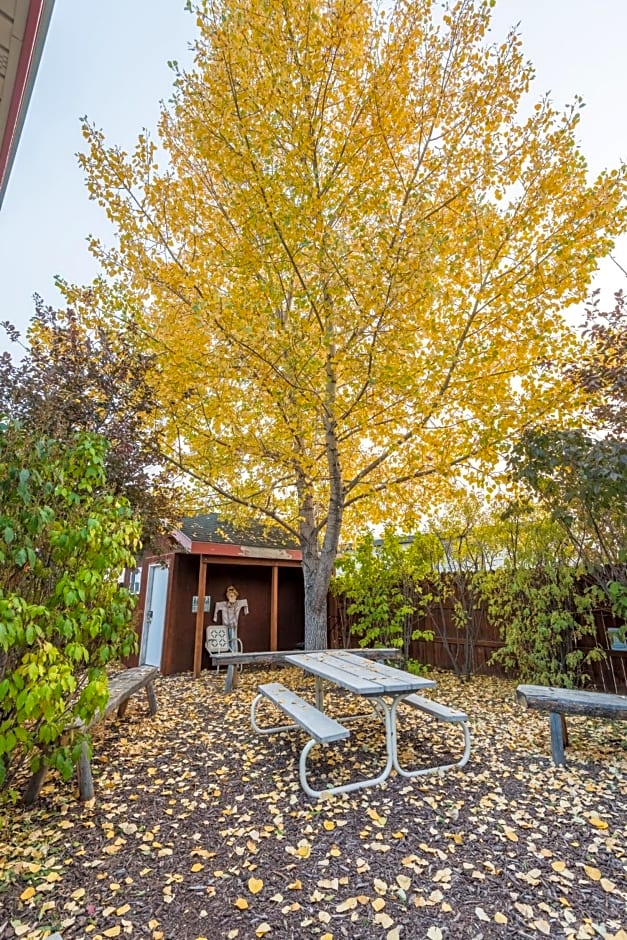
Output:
[
  {"xmin": 145, "ymin": 681, "xmax": 158, "ymax": 715},
  {"xmin": 77, "ymin": 739, "xmax": 95, "ymax": 801},
  {"xmin": 549, "ymin": 712, "xmax": 566, "ymax": 765},
  {"xmin": 299, "ymin": 701, "xmax": 395, "ymax": 798},
  {"xmin": 224, "ymin": 664, "xmax": 239, "ymax": 692},
  {"xmin": 251, "ymin": 693, "xmax": 301, "ymax": 735},
  {"xmin": 393, "ymin": 703, "xmax": 472, "ymax": 778},
  {"xmin": 23, "ymin": 762, "xmax": 48, "ymax": 806}
]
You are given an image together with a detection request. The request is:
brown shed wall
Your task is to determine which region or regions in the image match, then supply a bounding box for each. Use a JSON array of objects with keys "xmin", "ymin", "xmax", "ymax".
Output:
[{"xmin": 135, "ymin": 552, "xmax": 305, "ymax": 675}]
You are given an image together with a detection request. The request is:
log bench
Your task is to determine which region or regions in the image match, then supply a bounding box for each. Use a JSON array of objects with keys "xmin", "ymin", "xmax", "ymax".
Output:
[
  {"xmin": 24, "ymin": 665, "xmax": 159, "ymax": 804},
  {"xmin": 397, "ymin": 694, "xmax": 472, "ymax": 775},
  {"xmin": 516, "ymin": 684, "xmax": 627, "ymax": 765},
  {"xmin": 251, "ymin": 681, "xmax": 350, "ymax": 797},
  {"xmin": 211, "ymin": 647, "xmax": 402, "ymax": 692}
]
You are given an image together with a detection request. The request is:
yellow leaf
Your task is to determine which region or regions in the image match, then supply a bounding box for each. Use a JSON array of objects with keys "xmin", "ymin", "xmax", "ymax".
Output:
[
  {"xmin": 372, "ymin": 898, "xmax": 386, "ymax": 912},
  {"xmin": 234, "ymin": 898, "xmax": 249, "ymax": 910},
  {"xmin": 191, "ymin": 863, "xmax": 204, "ymax": 872},
  {"xmin": 336, "ymin": 897, "xmax": 357, "ymax": 912},
  {"xmin": 532, "ymin": 919, "xmax": 551, "ymax": 936},
  {"xmin": 600, "ymin": 878, "xmax": 616, "ymax": 893},
  {"xmin": 296, "ymin": 844, "xmax": 311, "ymax": 858},
  {"xmin": 116, "ymin": 904, "xmax": 131, "ymax": 915},
  {"xmin": 588, "ymin": 816, "xmax": 608, "ymax": 830},
  {"xmin": 103, "ymin": 928, "xmax": 121, "ymax": 938},
  {"xmin": 255, "ymin": 924, "xmax": 271, "ymax": 937},
  {"xmin": 503, "ymin": 826, "xmax": 518, "ymax": 842},
  {"xmin": 20, "ymin": 886, "xmax": 36, "ymax": 901},
  {"xmin": 396, "ymin": 874, "xmax": 411, "ymax": 891},
  {"xmin": 494, "ymin": 912, "xmax": 508, "ymax": 924},
  {"xmin": 323, "ymin": 820, "xmax": 335, "ymax": 831},
  {"xmin": 551, "ymin": 860, "xmax": 566, "ymax": 872},
  {"xmin": 583, "ymin": 865, "xmax": 601, "ymax": 881},
  {"xmin": 287, "ymin": 880, "xmax": 302, "ymax": 890},
  {"xmin": 248, "ymin": 877, "xmax": 264, "ymax": 895}
]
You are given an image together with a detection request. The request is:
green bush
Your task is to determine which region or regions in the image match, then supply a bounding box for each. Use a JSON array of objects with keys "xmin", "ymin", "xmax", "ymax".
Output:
[
  {"xmin": 475, "ymin": 513, "xmax": 604, "ymax": 687},
  {"xmin": 331, "ymin": 529, "xmax": 436, "ymax": 665},
  {"xmin": 0, "ymin": 422, "xmax": 141, "ymax": 795}
]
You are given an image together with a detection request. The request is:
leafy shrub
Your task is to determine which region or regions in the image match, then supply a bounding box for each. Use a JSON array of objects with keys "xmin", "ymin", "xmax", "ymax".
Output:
[
  {"xmin": 0, "ymin": 422, "xmax": 141, "ymax": 795},
  {"xmin": 331, "ymin": 529, "xmax": 436, "ymax": 665}
]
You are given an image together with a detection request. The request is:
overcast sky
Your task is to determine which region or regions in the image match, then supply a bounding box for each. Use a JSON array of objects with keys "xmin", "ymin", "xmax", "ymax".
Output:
[{"xmin": 1, "ymin": 0, "xmax": 627, "ymax": 352}]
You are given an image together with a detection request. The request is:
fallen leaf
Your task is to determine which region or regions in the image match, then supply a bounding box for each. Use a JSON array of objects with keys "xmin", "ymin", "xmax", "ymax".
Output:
[
  {"xmin": 248, "ymin": 877, "xmax": 264, "ymax": 895},
  {"xmin": 336, "ymin": 897, "xmax": 358, "ymax": 912},
  {"xmin": 234, "ymin": 898, "xmax": 249, "ymax": 910}
]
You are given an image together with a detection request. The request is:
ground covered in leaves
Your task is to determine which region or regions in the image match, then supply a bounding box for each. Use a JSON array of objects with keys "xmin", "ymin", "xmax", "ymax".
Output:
[{"xmin": 1, "ymin": 667, "xmax": 626, "ymax": 940}]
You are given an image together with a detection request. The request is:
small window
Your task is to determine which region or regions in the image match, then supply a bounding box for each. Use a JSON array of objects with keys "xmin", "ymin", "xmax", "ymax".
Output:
[
  {"xmin": 129, "ymin": 567, "xmax": 143, "ymax": 595},
  {"xmin": 608, "ymin": 628, "xmax": 627, "ymax": 652}
]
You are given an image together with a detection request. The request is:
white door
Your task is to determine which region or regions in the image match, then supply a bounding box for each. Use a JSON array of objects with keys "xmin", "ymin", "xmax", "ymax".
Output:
[{"xmin": 140, "ymin": 564, "xmax": 169, "ymax": 667}]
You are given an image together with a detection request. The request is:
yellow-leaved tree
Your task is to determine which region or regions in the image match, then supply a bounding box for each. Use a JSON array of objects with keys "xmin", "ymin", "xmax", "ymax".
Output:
[{"xmin": 72, "ymin": 0, "xmax": 627, "ymax": 648}]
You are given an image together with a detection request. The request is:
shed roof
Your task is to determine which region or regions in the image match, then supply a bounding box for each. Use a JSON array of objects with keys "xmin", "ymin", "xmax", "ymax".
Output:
[{"xmin": 173, "ymin": 513, "xmax": 302, "ymax": 561}]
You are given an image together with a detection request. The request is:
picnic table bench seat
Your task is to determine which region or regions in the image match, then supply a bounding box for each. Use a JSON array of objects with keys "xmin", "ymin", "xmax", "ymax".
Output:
[
  {"xmin": 516, "ymin": 684, "xmax": 627, "ymax": 765},
  {"xmin": 23, "ymin": 665, "xmax": 159, "ymax": 805},
  {"xmin": 252, "ymin": 681, "xmax": 350, "ymax": 742},
  {"xmin": 251, "ymin": 681, "xmax": 355, "ymax": 798},
  {"xmin": 397, "ymin": 693, "xmax": 472, "ymax": 776}
]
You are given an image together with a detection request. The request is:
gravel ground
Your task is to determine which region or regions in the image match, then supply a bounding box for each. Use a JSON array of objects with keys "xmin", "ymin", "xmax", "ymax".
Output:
[{"xmin": 1, "ymin": 667, "xmax": 626, "ymax": 940}]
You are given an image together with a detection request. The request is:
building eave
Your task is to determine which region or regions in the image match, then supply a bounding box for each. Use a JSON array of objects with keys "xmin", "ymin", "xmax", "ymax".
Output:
[{"xmin": 0, "ymin": 0, "xmax": 55, "ymax": 209}]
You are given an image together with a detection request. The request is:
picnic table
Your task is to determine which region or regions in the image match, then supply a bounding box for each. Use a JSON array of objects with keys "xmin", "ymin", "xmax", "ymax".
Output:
[{"xmin": 251, "ymin": 650, "xmax": 471, "ymax": 797}]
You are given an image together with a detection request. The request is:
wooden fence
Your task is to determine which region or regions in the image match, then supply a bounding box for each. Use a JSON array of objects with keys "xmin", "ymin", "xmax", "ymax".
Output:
[{"xmin": 329, "ymin": 586, "xmax": 627, "ymax": 694}]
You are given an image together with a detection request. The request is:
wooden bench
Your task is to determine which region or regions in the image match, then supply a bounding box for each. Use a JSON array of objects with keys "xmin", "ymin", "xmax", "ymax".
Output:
[
  {"xmin": 396, "ymin": 694, "xmax": 471, "ymax": 776},
  {"xmin": 516, "ymin": 684, "xmax": 627, "ymax": 765},
  {"xmin": 212, "ymin": 647, "xmax": 402, "ymax": 692},
  {"xmin": 23, "ymin": 665, "xmax": 159, "ymax": 804},
  {"xmin": 251, "ymin": 681, "xmax": 351, "ymax": 797}
]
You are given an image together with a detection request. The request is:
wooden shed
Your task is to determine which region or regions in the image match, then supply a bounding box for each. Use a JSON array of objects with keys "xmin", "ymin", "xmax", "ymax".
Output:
[{"xmin": 132, "ymin": 514, "xmax": 305, "ymax": 676}]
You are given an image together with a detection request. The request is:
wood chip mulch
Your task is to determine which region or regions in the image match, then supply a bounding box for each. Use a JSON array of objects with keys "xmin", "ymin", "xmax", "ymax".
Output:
[{"xmin": 1, "ymin": 667, "xmax": 626, "ymax": 940}]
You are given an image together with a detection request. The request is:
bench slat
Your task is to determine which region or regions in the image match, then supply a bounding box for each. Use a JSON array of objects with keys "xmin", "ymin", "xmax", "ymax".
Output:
[
  {"xmin": 403, "ymin": 694, "xmax": 467, "ymax": 723},
  {"xmin": 517, "ymin": 685, "xmax": 627, "ymax": 720},
  {"xmin": 257, "ymin": 682, "xmax": 349, "ymax": 743},
  {"xmin": 105, "ymin": 666, "xmax": 159, "ymax": 716}
]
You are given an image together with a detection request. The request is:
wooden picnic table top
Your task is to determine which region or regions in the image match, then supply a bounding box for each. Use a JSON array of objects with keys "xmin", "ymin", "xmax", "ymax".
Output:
[{"xmin": 283, "ymin": 650, "xmax": 436, "ymax": 697}]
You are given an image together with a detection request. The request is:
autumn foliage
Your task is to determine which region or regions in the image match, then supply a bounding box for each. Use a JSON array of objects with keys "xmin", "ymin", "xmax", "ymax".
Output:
[{"xmin": 71, "ymin": 0, "xmax": 627, "ymax": 647}]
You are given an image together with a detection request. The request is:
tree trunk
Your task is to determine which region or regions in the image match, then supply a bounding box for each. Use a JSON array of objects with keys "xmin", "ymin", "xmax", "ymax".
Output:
[{"xmin": 301, "ymin": 528, "xmax": 337, "ymax": 650}]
